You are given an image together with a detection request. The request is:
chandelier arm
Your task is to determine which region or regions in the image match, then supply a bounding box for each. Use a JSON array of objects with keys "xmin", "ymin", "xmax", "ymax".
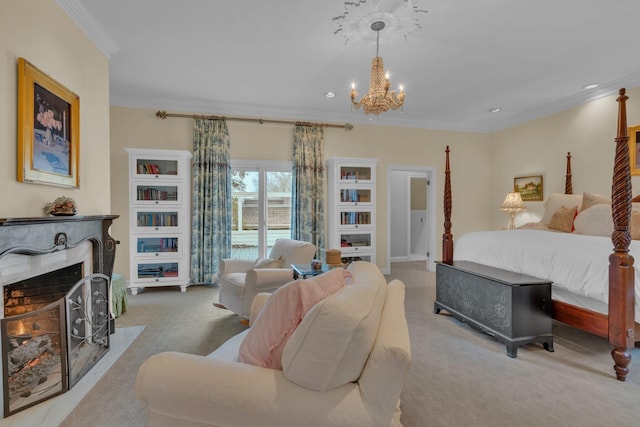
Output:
[{"xmin": 350, "ymin": 20, "xmax": 405, "ymax": 116}]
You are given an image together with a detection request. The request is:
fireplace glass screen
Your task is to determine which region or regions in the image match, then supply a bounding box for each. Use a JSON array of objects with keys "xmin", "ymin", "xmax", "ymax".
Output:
[{"xmin": 1, "ymin": 299, "xmax": 67, "ymax": 416}]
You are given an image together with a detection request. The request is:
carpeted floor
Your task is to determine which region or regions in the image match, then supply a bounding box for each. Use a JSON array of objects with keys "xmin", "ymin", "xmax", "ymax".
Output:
[{"xmin": 58, "ymin": 262, "xmax": 640, "ymax": 427}]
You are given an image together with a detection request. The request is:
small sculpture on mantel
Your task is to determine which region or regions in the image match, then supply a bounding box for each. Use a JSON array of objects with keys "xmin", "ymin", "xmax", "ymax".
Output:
[{"xmin": 44, "ymin": 196, "xmax": 78, "ymax": 216}]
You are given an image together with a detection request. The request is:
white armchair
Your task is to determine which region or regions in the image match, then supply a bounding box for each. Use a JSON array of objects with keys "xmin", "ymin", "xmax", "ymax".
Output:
[
  {"xmin": 217, "ymin": 238, "xmax": 316, "ymax": 318},
  {"xmin": 136, "ymin": 261, "xmax": 411, "ymax": 427}
]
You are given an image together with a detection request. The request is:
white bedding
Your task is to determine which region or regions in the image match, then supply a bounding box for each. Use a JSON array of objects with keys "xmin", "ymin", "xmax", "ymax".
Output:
[{"xmin": 453, "ymin": 229, "xmax": 640, "ymax": 322}]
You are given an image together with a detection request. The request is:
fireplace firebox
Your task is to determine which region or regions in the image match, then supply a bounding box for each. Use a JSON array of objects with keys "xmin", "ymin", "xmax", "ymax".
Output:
[{"xmin": 0, "ymin": 216, "xmax": 118, "ymax": 418}]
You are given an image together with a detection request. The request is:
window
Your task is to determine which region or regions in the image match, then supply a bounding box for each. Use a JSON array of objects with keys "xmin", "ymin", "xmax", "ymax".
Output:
[{"xmin": 231, "ymin": 160, "xmax": 292, "ymax": 259}]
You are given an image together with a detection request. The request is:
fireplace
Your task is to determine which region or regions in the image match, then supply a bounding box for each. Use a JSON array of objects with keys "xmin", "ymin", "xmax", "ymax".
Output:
[{"xmin": 0, "ymin": 216, "xmax": 118, "ymax": 418}]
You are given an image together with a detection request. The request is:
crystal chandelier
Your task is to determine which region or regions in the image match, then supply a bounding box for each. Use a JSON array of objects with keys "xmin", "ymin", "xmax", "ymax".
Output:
[{"xmin": 350, "ymin": 21, "xmax": 405, "ymax": 115}]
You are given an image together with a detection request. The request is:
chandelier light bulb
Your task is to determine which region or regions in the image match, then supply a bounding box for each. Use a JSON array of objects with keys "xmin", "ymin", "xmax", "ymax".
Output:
[{"xmin": 350, "ymin": 21, "xmax": 405, "ymax": 115}]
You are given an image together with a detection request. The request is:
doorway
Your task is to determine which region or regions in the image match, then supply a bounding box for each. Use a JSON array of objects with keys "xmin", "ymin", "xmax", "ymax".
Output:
[{"xmin": 387, "ymin": 166, "xmax": 436, "ymax": 271}]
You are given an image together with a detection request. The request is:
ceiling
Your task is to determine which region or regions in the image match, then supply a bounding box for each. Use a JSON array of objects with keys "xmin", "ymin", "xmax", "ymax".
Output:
[{"xmin": 59, "ymin": 0, "xmax": 640, "ymax": 132}]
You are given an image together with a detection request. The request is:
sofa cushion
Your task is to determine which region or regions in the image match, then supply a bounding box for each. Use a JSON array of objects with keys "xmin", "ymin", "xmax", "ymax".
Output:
[
  {"xmin": 253, "ymin": 256, "xmax": 285, "ymax": 269},
  {"xmin": 268, "ymin": 239, "xmax": 316, "ymax": 267},
  {"xmin": 281, "ymin": 261, "xmax": 388, "ymax": 392},
  {"xmin": 238, "ymin": 268, "xmax": 349, "ymax": 370}
]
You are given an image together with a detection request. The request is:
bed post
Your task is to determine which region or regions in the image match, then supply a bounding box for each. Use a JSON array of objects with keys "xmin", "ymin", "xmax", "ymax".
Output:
[
  {"xmin": 565, "ymin": 152, "xmax": 573, "ymax": 194},
  {"xmin": 609, "ymin": 88, "xmax": 635, "ymax": 381},
  {"xmin": 442, "ymin": 146, "xmax": 453, "ymax": 264}
]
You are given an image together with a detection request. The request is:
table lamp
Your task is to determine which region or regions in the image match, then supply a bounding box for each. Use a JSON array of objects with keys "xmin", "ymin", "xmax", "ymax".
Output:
[{"xmin": 500, "ymin": 192, "xmax": 526, "ymax": 230}]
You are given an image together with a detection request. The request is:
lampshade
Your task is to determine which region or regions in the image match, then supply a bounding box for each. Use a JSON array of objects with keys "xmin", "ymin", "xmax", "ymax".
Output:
[
  {"xmin": 500, "ymin": 192, "xmax": 526, "ymax": 230},
  {"xmin": 500, "ymin": 192, "xmax": 526, "ymax": 212}
]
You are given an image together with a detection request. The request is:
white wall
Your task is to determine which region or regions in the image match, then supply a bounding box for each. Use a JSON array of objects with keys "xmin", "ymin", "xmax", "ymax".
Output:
[
  {"xmin": 0, "ymin": 0, "xmax": 111, "ymax": 218},
  {"xmin": 110, "ymin": 107, "xmax": 492, "ymax": 278},
  {"xmin": 489, "ymin": 88, "xmax": 640, "ymax": 230}
]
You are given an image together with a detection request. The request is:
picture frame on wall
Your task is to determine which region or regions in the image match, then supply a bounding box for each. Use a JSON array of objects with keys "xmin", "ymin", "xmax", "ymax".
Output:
[
  {"xmin": 628, "ymin": 125, "xmax": 640, "ymax": 176},
  {"xmin": 17, "ymin": 58, "xmax": 80, "ymax": 188},
  {"xmin": 514, "ymin": 175, "xmax": 543, "ymax": 201}
]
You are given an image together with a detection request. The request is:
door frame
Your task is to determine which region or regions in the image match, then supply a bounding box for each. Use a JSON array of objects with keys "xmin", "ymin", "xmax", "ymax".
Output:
[{"xmin": 386, "ymin": 165, "xmax": 437, "ymax": 272}]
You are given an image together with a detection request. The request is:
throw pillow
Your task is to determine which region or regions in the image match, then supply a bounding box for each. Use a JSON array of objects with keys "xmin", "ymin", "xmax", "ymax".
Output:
[
  {"xmin": 632, "ymin": 211, "xmax": 640, "ymax": 240},
  {"xmin": 548, "ymin": 205, "xmax": 577, "ymax": 232},
  {"xmin": 238, "ymin": 268, "xmax": 350, "ymax": 370},
  {"xmin": 573, "ymin": 204, "xmax": 614, "ymax": 236},
  {"xmin": 281, "ymin": 261, "xmax": 388, "ymax": 392},
  {"xmin": 541, "ymin": 193, "xmax": 583, "ymax": 224},
  {"xmin": 581, "ymin": 192, "xmax": 610, "ymax": 212},
  {"xmin": 253, "ymin": 256, "xmax": 285, "ymax": 269}
]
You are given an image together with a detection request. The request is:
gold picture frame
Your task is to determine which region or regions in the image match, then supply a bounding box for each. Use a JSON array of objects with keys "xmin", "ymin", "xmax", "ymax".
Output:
[
  {"xmin": 514, "ymin": 175, "xmax": 543, "ymax": 201},
  {"xmin": 17, "ymin": 58, "xmax": 79, "ymax": 188},
  {"xmin": 628, "ymin": 125, "xmax": 640, "ymax": 176}
]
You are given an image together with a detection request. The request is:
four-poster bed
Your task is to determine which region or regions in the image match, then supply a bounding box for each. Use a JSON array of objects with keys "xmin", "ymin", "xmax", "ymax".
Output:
[{"xmin": 440, "ymin": 88, "xmax": 637, "ymax": 381}]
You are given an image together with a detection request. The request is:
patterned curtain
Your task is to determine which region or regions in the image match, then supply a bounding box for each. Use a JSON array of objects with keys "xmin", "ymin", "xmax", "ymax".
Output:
[
  {"xmin": 292, "ymin": 125, "xmax": 325, "ymax": 258},
  {"xmin": 191, "ymin": 118, "xmax": 231, "ymax": 285}
]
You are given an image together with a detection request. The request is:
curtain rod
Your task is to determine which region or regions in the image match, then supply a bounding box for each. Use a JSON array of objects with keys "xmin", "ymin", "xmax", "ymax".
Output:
[{"xmin": 156, "ymin": 110, "xmax": 353, "ymax": 130}]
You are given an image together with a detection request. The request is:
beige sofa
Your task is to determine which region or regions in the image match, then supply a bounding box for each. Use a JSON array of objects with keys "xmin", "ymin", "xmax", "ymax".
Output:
[{"xmin": 135, "ymin": 261, "xmax": 411, "ymax": 427}]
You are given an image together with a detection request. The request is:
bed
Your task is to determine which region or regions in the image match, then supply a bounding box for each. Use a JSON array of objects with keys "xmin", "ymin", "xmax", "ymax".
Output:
[{"xmin": 440, "ymin": 88, "xmax": 637, "ymax": 381}]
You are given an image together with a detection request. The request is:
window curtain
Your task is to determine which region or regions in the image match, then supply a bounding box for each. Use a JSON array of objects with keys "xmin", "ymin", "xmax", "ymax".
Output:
[
  {"xmin": 191, "ymin": 118, "xmax": 231, "ymax": 285},
  {"xmin": 292, "ymin": 124, "xmax": 325, "ymax": 257}
]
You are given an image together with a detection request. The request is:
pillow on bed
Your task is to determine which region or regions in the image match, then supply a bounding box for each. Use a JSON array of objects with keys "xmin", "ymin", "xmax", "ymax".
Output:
[
  {"xmin": 547, "ymin": 205, "xmax": 577, "ymax": 232},
  {"xmin": 580, "ymin": 192, "xmax": 610, "ymax": 211},
  {"xmin": 573, "ymin": 204, "xmax": 613, "ymax": 236},
  {"xmin": 631, "ymin": 211, "xmax": 640, "ymax": 240},
  {"xmin": 541, "ymin": 193, "xmax": 583, "ymax": 224}
]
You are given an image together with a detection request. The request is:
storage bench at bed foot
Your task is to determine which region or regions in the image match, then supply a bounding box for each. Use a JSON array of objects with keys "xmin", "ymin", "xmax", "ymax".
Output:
[{"xmin": 434, "ymin": 261, "xmax": 554, "ymax": 358}]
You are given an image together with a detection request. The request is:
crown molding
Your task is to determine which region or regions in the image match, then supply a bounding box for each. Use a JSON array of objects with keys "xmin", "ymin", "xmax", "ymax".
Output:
[{"xmin": 56, "ymin": 0, "xmax": 119, "ymax": 58}]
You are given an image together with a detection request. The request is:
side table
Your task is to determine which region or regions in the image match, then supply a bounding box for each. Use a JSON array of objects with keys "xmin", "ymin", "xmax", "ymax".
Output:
[{"xmin": 292, "ymin": 263, "xmax": 329, "ymax": 279}]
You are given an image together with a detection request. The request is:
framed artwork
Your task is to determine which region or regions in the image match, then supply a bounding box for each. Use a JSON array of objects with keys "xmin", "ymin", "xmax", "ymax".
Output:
[
  {"xmin": 628, "ymin": 125, "xmax": 640, "ymax": 176},
  {"xmin": 17, "ymin": 58, "xmax": 80, "ymax": 188},
  {"xmin": 514, "ymin": 175, "xmax": 543, "ymax": 201}
]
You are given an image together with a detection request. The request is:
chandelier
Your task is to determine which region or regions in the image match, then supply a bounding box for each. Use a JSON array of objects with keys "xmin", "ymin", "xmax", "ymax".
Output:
[{"xmin": 350, "ymin": 21, "xmax": 405, "ymax": 115}]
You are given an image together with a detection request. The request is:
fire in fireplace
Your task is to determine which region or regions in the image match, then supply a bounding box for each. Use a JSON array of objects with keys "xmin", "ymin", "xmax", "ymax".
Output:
[{"xmin": 1, "ymin": 264, "xmax": 110, "ymax": 416}]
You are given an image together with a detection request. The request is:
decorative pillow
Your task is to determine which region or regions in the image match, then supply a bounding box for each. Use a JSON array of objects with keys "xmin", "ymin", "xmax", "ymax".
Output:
[
  {"xmin": 631, "ymin": 211, "xmax": 640, "ymax": 240},
  {"xmin": 238, "ymin": 268, "xmax": 349, "ymax": 370},
  {"xmin": 281, "ymin": 261, "xmax": 388, "ymax": 392},
  {"xmin": 581, "ymin": 192, "xmax": 610, "ymax": 212},
  {"xmin": 253, "ymin": 256, "xmax": 285, "ymax": 269},
  {"xmin": 547, "ymin": 206, "xmax": 577, "ymax": 232},
  {"xmin": 541, "ymin": 193, "xmax": 583, "ymax": 224},
  {"xmin": 573, "ymin": 204, "xmax": 614, "ymax": 236}
]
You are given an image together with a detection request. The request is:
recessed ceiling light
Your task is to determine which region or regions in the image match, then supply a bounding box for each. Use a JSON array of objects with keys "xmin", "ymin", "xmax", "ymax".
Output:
[
  {"xmin": 488, "ymin": 107, "xmax": 501, "ymax": 113},
  {"xmin": 324, "ymin": 92, "xmax": 335, "ymax": 98},
  {"xmin": 583, "ymin": 83, "xmax": 599, "ymax": 90}
]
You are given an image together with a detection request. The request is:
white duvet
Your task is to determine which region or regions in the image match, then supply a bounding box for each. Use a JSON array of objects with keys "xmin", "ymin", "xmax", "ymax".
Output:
[{"xmin": 453, "ymin": 229, "xmax": 640, "ymax": 322}]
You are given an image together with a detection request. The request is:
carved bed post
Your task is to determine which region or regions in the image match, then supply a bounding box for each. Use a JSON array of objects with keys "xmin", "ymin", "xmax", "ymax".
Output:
[
  {"xmin": 442, "ymin": 146, "xmax": 453, "ymax": 264},
  {"xmin": 565, "ymin": 152, "xmax": 573, "ymax": 194},
  {"xmin": 609, "ymin": 88, "xmax": 635, "ymax": 381}
]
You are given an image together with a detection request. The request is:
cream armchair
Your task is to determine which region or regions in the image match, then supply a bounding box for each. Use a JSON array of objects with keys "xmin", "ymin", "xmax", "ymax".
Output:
[
  {"xmin": 217, "ymin": 238, "xmax": 316, "ymax": 318},
  {"xmin": 136, "ymin": 261, "xmax": 411, "ymax": 427}
]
